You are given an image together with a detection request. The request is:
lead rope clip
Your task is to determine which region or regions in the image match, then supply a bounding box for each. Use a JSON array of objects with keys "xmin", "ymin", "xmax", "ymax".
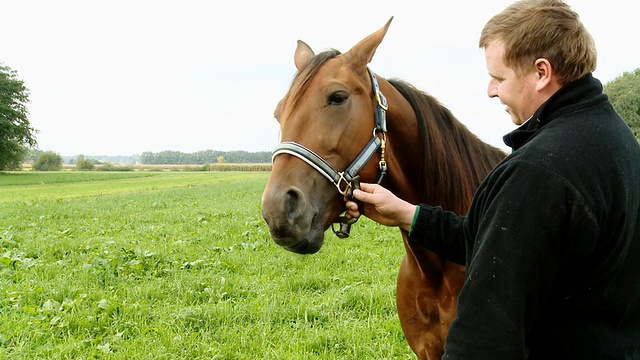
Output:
[{"xmin": 332, "ymin": 176, "xmax": 362, "ymax": 238}]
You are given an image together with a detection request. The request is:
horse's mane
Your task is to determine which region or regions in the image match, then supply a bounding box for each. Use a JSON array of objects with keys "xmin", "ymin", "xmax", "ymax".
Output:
[{"xmin": 388, "ymin": 79, "xmax": 506, "ymax": 213}]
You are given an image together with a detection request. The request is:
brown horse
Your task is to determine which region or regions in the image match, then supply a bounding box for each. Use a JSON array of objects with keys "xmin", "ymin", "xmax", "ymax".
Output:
[{"xmin": 261, "ymin": 18, "xmax": 505, "ymax": 359}]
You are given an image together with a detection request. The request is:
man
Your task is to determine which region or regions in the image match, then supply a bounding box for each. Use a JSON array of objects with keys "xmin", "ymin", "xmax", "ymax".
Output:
[{"xmin": 346, "ymin": 0, "xmax": 640, "ymax": 358}]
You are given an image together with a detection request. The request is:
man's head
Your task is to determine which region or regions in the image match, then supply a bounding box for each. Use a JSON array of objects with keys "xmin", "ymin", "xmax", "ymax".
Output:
[
  {"xmin": 480, "ymin": 0, "xmax": 596, "ymax": 84},
  {"xmin": 480, "ymin": 0, "xmax": 597, "ymax": 125}
]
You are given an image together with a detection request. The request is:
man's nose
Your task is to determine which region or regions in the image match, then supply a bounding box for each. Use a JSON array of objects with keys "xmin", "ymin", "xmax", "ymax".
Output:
[{"xmin": 487, "ymin": 79, "xmax": 498, "ymax": 98}]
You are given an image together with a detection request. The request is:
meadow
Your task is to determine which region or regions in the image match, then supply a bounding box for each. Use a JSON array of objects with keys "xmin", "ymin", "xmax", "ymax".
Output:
[{"xmin": 0, "ymin": 171, "xmax": 413, "ymax": 359}]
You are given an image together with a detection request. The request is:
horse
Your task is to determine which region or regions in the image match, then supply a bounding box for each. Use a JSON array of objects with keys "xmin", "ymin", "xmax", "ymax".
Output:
[{"xmin": 261, "ymin": 18, "xmax": 506, "ymax": 359}]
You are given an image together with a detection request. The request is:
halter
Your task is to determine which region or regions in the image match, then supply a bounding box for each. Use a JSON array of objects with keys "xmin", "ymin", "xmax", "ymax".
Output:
[{"xmin": 271, "ymin": 68, "xmax": 389, "ymax": 238}]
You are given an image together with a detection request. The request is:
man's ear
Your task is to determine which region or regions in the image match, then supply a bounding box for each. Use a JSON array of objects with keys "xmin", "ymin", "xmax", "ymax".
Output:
[{"xmin": 534, "ymin": 58, "xmax": 554, "ymax": 91}]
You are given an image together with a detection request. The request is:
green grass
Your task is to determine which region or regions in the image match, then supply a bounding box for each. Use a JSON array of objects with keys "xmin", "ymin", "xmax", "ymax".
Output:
[{"xmin": 0, "ymin": 172, "xmax": 412, "ymax": 359}]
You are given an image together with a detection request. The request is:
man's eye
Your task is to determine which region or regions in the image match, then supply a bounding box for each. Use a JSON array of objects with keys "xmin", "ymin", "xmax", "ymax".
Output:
[{"xmin": 328, "ymin": 91, "xmax": 348, "ymax": 105}]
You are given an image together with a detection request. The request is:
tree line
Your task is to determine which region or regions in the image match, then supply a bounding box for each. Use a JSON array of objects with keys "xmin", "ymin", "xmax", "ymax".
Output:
[{"xmin": 140, "ymin": 150, "xmax": 271, "ymax": 164}]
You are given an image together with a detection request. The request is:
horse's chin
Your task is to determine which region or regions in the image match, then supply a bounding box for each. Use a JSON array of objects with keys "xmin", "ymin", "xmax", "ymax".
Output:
[
  {"xmin": 284, "ymin": 238, "xmax": 324, "ymax": 254},
  {"xmin": 272, "ymin": 226, "xmax": 325, "ymax": 254}
]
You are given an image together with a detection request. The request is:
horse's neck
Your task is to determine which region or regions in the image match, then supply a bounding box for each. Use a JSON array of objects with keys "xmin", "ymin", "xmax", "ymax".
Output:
[
  {"xmin": 382, "ymin": 83, "xmax": 502, "ymax": 214},
  {"xmin": 382, "ymin": 93, "xmax": 425, "ymax": 206}
]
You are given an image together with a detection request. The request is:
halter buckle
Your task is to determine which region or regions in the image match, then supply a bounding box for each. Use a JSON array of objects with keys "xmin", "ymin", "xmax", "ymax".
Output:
[
  {"xmin": 335, "ymin": 172, "xmax": 351, "ymax": 197},
  {"xmin": 376, "ymin": 89, "xmax": 388, "ymax": 111}
]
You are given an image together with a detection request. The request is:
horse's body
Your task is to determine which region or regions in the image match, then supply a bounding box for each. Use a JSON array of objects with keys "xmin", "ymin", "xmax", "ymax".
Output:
[{"xmin": 261, "ymin": 19, "xmax": 505, "ymax": 359}]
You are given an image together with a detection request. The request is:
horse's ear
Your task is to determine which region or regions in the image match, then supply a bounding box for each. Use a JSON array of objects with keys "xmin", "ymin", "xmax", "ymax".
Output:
[
  {"xmin": 294, "ymin": 40, "xmax": 315, "ymax": 70},
  {"xmin": 345, "ymin": 16, "xmax": 393, "ymax": 67}
]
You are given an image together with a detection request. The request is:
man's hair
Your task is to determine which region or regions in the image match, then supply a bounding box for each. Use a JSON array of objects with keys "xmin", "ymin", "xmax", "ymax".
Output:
[{"xmin": 479, "ymin": 0, "xmax": 597, "ymax": 84}]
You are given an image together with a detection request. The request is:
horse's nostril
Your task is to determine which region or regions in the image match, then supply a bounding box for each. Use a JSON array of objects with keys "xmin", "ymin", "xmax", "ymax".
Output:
[{"xmin": 285, "ymin": 188, "xmax": 305, "ymax": 220}]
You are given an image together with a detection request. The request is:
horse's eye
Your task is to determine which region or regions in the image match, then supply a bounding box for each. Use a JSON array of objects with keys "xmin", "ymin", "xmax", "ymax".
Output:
[{"xmin": 328, "ymin": 91, "xmax": 348, "ymax": 105}]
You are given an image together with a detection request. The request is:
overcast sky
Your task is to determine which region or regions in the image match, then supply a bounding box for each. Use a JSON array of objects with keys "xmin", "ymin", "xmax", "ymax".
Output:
[{"xmin": 2, "ymin": 0, "xmax": 639, "ymax": 156}]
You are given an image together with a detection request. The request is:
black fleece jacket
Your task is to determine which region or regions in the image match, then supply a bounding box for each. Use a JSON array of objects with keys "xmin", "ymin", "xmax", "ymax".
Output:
[{"xmin": 409, "ymin": 74, "xmax": 640, "ymax": 359}]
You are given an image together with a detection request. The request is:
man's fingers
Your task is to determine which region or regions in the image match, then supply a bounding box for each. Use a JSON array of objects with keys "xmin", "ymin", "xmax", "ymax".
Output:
[
  {"xmin": 358, "ymin": 182, "xmax": 376, "ymax": 192},
  {"xmin": 345, "ymin": 201, "xmax": 361, "ymax": 218},
  {"xmin": 352, "ymin": 189, "xmax": 371, "ymax": 203}
]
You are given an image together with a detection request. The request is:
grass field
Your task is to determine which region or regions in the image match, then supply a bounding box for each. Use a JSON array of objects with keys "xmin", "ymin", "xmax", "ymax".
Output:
[{"xmin": 0, "ymin": 171, "xmax": 413, "ymax": 359}]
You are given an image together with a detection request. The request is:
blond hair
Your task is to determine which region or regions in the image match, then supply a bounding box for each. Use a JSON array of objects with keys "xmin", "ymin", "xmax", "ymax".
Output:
[{"xmin": 479, "ymin": 0, "xmax": 597, "ymax": 84}]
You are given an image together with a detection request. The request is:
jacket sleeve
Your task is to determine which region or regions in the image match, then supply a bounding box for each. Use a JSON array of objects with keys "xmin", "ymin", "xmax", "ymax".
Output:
[
  {"xmin": 441, "ymin": 160, "xmax": 599, "ymax": 359},
  {"xmin": 408, "ymin": 204, "xmax": 467, "ymax": 265}
]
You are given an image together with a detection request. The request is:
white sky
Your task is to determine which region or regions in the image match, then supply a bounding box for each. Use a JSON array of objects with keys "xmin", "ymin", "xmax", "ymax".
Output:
[{"xmin": 1, "ymin": 0, "xmax": 639, "ymax": 156}]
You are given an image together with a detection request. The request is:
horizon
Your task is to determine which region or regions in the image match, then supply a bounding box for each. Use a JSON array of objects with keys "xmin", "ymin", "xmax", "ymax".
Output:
[{"xmin": 57, "ymin": 149, "xmax": 272, "ymax": 158}]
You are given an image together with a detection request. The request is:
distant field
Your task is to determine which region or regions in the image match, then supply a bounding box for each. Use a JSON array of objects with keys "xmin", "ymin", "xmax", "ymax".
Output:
[
  {"xmin": 0, "ymin": 172, "xmax": 259, "ymax": 203},
  {"xmin": 0, "ymin": 172, "xmax": 412, "ymax": 359}
]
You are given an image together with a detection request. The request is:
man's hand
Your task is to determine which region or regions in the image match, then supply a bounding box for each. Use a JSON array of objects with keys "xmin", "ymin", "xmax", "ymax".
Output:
[{"xmin": 345, "ymin": 182, "xmax": 417, "ymax": 232}]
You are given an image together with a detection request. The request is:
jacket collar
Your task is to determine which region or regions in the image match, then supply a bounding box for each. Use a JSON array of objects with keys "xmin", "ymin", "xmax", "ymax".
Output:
[{"xmin": 503, "ymin": 73, "xmax": 606, "ymax": 151}]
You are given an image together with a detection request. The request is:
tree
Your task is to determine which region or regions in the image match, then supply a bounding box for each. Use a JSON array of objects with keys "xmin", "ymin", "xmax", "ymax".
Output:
[
  {"xmin": 33, "ymin": 151, "xmax": 63, "ymax": 171},
  {"xmin": 75, "ymin": 154, "xmax": 95, "ymax": 171},
  {"xmin": 0, "ymin": 64, "xmax": 37, "ymax": 170},
  {"xmin": 604, "ymin": 68, "xmax": 640, "ymax": 140}
]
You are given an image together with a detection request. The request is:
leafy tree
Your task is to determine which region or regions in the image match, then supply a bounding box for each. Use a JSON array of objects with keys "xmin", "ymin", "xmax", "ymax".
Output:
[
  {"xmin": 0, "ymin": 64, "xmax": 37, "ymax": 170},
  {"xmin": 604, "ymin": 68, "xmax": 640, "ymax": 140},
  {"xmin": 33, "ymin": 151, "xmax": 63, "ymax": 171},
  {"xmin": 217, "ymin": 155, "xmax": 225, "ymax": 163},
  {"xmin": 75, "ymin": 154, "xmax": 95, "ymax": 171}
]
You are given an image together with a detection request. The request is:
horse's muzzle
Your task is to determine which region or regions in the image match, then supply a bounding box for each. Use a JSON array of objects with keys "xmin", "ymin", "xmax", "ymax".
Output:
[{"xmin": 261, "ymin": 185, "xmax": 324, "ymax": 254}]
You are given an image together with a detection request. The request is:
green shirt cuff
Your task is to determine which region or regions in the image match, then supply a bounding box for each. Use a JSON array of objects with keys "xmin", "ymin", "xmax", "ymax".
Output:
[{"xmin": 410, "ymin": 205, "xmax": 420, "ymax": 233}]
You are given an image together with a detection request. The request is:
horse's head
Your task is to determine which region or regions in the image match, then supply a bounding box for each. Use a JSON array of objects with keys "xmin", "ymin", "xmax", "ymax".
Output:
[{"xmin": 262, "ymin": 18, "xmax": 393, "ymax": 254}]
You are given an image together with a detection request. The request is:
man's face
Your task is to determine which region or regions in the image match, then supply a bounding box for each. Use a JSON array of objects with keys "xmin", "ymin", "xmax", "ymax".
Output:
[{"xmin": 484, "ymin": 41, "xmax": 539, "ymax": 126}]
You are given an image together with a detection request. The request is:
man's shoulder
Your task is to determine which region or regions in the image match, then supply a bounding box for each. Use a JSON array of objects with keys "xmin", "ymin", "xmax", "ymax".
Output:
[{"xmin": 517, "ymin": 110, "xmax": 639, "ymax": 170}]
